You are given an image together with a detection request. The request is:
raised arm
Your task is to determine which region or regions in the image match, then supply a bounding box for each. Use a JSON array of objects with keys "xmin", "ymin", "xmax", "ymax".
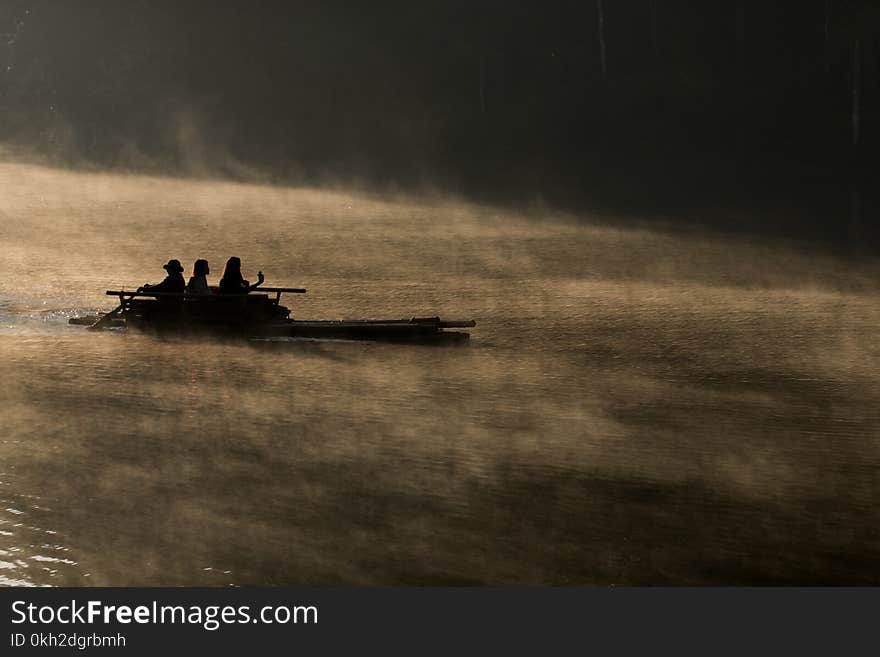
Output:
[{"xmin": 247, "ymin": 271, "xmax": 265, "ymax": 292}]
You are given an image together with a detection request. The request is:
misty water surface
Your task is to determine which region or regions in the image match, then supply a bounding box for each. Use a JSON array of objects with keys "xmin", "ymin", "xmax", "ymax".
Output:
[{"xmin": 1, "ymin": 160, "xmax": 878, "ymax": 585}]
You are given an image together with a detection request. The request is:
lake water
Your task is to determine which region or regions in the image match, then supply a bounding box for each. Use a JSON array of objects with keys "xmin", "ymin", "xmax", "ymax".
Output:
[{"xmin": 1, "ymin": 160, "xmax": 878, "ymax": 585}]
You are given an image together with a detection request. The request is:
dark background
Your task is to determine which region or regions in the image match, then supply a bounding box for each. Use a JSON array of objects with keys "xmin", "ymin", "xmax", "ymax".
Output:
[
  {"xmin": 0, "ymin": 1, "xmax": 877, "ymax": 246},
  {"xmin": 1, "ymin": 588, "xmax": 875, "ymax": 655}
]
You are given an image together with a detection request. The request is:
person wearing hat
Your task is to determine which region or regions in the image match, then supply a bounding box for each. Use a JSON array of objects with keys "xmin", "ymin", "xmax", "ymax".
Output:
[{"xmin": 137, "ymin": 259, "xmax": 186, "ymax": 294}]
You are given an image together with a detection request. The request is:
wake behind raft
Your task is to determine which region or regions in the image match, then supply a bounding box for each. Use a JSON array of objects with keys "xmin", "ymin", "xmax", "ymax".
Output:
[{"xmin": 69, "ymin": 286, "xmax": 475, "ymax": 344}]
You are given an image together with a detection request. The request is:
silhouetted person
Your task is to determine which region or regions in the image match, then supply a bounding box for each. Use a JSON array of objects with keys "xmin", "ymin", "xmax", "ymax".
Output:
[
  {"xmin": 186, "ymin": 259, "xmax": 211, "ymax": 295},
  {"xmin": 139, "ymin": 259, "xmax": 185, "ymax": 294},
  {"xmin": 218, "ymin": 256, "xmax": 264, "ymax": 294}
]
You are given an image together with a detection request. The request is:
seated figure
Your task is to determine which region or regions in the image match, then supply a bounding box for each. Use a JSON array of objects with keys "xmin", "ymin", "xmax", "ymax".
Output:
[
  {"xmin": 186, "ymin": 259, "xmax": 211, "ymax": 295},
  {"xmin": 218, "ymin": 256, "xmax": 264, "ymax": 294},
  {"xmin": 139, "ymin": 259, "xmax": 185, "ymax": 294}
]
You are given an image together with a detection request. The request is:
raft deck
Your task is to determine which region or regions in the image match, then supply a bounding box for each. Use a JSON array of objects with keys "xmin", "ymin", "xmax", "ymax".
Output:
[{"xmin": 70, "ymin": 288, "xmax": 475, "ymax": 344}]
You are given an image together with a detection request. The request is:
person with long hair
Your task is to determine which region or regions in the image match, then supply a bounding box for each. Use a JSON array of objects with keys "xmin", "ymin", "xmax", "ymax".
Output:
[
  {"xmin": 186, "ymin": 259, "xmax": 211, "ymax": 295},
  {"xmin": 218, "ymin": 256, "xmax": 264, "ymax": 294}
]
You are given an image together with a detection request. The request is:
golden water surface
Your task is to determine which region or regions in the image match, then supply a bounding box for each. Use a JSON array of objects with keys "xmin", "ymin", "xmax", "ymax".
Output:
[{"xmin": 1, "ymin": 160, "xmax": 878, "ymax": 585}]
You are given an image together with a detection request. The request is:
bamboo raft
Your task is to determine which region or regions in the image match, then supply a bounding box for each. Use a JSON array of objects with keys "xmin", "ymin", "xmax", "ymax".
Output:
[{"xmin": 69, "ymin": 287, "xmax": 475, "ymax": 344}]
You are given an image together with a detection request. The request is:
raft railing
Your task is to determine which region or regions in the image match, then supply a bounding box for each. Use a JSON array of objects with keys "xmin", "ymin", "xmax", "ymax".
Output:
[{"xmin": 106, "ymin": 287, "xmax": 307, "ymax": 305}]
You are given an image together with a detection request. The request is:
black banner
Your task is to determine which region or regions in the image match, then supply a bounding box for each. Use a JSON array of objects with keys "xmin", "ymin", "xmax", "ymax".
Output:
[{"xmin": 0, "ymin": 588, "xmax": 876, "ymax": 654}]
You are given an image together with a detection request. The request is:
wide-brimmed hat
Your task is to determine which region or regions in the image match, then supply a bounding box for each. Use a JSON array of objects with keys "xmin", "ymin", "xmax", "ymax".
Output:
[{"xmin": 163, "ymin": 259, "xmax": 184, "ymax": 273}]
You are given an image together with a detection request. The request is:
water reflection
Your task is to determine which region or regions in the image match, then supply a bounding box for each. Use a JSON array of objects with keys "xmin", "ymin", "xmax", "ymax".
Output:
[
  {"xmin": 0, "ymin": 160, "xmax": 878, "ymax": 585},
  {"xmin": 0, "ymin": 480, "xmax": 81, "ymax": 586}
]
